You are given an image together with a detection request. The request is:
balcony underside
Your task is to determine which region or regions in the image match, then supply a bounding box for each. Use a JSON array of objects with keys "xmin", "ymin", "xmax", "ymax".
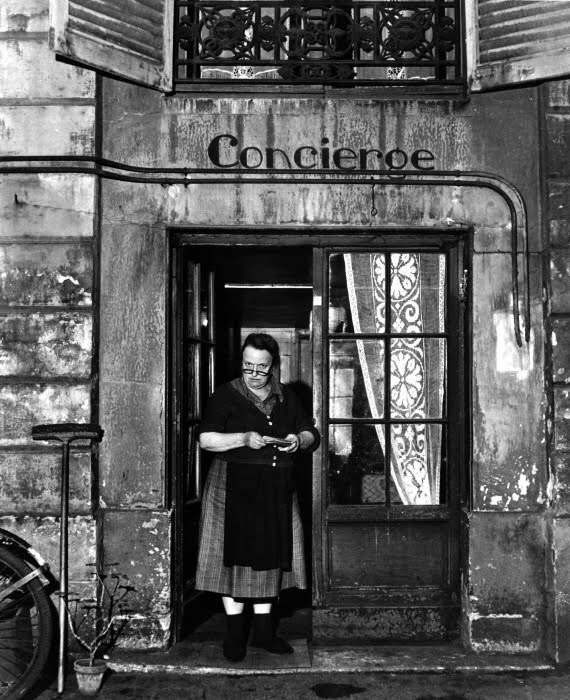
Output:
[{"xmin": 174, "ymin": 0, "xmax": 466, "ymax": 93}]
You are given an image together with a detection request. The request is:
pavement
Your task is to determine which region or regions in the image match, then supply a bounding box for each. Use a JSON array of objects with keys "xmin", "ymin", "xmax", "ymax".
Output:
[
  {"xmin": 30, "ymin": 604, "xmax": 570, "ymax": 699},
  {"xmin": 32, "ymin": 662, "xmax": 570, "ymax": 700},
  {"xmin": 32, "ymin": 641, "xmax": 570, "ymax": 700}
]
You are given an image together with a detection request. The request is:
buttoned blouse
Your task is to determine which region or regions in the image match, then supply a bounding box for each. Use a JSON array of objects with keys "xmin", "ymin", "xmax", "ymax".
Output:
[{"xmin": 198, "ymin": 377, "xmax": 318, "ymax": 467}]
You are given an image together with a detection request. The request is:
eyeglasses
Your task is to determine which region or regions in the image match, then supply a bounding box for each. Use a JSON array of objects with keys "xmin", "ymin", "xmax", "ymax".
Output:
[{"xmin": 242, "ymin": 363, "xmax": 271, "ymax": 377}]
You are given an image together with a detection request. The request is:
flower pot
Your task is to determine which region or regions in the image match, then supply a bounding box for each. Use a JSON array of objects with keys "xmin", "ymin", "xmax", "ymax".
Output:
[{"xmin": 73, "ymin": 658, "xmax": 107, "ymax": 696}]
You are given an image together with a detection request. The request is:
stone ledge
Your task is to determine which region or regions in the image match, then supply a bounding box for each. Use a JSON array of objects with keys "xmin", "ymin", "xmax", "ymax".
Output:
[{"xmin": 108, "ymin": 641, "xmax": 554, "ymax": 676}]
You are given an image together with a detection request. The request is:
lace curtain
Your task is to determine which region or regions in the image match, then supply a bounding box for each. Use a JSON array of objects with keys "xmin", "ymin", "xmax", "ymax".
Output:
[{"xmin": 344, "ymin": 252, "xmax": 446, "ymax": 505}]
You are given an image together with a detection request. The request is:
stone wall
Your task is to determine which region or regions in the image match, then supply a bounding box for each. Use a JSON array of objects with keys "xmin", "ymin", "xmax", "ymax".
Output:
[
  {"xmin": 547, "ymin": 78, "xmax": 570, "ymax": 663},
  {"xmin": 99, "ymin": 81, "xmax": 549, "ymax": 651},
  {"xmin": 0, "ymin": 0, "xmax": 98, "ymax": 591},
  {"xmin": 0, "ymin": 0, "xmax": 567, "ymax": 659}
]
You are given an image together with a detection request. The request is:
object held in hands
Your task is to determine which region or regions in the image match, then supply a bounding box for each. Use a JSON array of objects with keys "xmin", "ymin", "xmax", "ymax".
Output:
[{"xmin": 262, "ymin": 436, "xmax": 294, "ymax": 446}]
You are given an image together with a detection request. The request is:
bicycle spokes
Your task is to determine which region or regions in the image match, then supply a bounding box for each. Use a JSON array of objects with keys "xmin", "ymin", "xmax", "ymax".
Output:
[{"xmin": 0, "ymin": 548, "xmax": 53, "ymax": 698}]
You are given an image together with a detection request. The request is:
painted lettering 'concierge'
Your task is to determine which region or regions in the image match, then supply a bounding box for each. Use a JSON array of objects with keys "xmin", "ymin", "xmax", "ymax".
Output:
[
  {"xmin": 2, "ymin": 0, "xmax": 570, "ymax": 674},
  {"xmin": 207, "ymin": 134, "xmax": 436, "ymax": 171}
]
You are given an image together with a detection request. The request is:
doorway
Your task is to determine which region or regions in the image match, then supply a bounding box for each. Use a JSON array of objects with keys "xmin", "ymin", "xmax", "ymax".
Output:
[
  {"xmin": 169, "ymin": 229, "xmax": 468, "ymax": 644},
  {"xmin": 169, "ymin": 239, "xmax": 314, "ymax": 642}
]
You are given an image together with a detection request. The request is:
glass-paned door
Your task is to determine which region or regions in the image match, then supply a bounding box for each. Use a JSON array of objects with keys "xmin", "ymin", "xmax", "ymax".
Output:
[
  {"xmin": 171, "ymin": 247, "xmax": 215, "ymax": 639},
  {"xmin": 315, "ymin": 236, "xmax": 466, "ymax": 639}
]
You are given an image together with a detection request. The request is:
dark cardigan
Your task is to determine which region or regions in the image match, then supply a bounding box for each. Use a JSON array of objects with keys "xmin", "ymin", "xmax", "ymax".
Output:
[
  {"xmin": 198, "ymin": 379, "xmax": 319, "ymax": 571},
  {"xmin": 198, "ymin": 379, "xmax": 319, "ymax": 465}
]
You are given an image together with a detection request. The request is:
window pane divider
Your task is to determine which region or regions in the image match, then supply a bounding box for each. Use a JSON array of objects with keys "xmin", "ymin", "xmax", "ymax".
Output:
[
  {"xmin": 330, "ymin": 332, "xmax": 448, "ymax": 339},
  {"xmin": 329, "ymin": 418, "xmax": 448, "ymax": 425},
  {"xmin": 382, "ymin": 253, "xmax": 391, "ymax": 505},
  {"xmin": 327, "ymin": 504, "xmax": 451, "ymax": 521},
  {"xmin": 185, "ymin": 334, "xmax": 215, "ymax": 345}
]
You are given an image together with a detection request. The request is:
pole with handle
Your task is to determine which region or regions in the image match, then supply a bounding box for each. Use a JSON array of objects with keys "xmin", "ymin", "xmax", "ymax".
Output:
[
  {"xmin": 58, "ymin": 437, "xmax": 70, "ymax": 695},
  {"xmin": 32, "ymin": 423, "xmax": 104, "ymax": 694}
]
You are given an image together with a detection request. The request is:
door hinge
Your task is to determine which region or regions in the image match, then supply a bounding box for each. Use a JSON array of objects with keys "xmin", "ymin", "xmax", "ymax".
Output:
[{"xmin": 459, "ymin": 269, "xmax": 468, "ymax": 303}]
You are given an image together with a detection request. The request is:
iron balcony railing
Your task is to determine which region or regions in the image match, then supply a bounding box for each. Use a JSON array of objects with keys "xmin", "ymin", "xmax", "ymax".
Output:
[{"xmin": 174, "ymin": 0, "xmax": 464, "ymax": 89}]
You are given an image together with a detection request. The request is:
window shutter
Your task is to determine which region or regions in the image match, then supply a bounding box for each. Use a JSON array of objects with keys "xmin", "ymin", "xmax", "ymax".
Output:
[
  {"xmin": 470, "ymin": 0, "xmax": 570, "ymax": 92},
  {"xmin": 49, "ymin": 0, "xmax": 173, "ymax": 92}
]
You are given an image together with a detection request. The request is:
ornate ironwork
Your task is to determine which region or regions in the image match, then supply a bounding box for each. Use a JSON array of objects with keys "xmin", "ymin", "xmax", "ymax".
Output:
[{"xmin": 174, "ymin": 0, "xmax": 463, "ymax": 88}]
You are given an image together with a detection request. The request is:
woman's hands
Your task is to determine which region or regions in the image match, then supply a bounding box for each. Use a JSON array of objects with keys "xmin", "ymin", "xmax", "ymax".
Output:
[
  {"xmin": 201, "ymin": 429, "xmax": 314, "ymax": 454},
  {"xmin": 245, "ymin": 432, "xmax": 300, "ymax": 453},
  {"xmin": 277, "ymin": 433, "xmax": 300, "ymax": 453},
  {"xmin": 243, "ymin": 431, "xmax": 267, "ymax": 450}
]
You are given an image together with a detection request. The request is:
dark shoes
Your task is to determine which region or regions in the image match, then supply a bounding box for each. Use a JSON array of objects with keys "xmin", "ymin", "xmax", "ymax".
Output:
[
  {"xmin": 223, "ymin": 611, "xmax": 294, "ymax": 661},
  {"xmin": 222, "ymin": 613, "xmax": 247, "ymax": 662},
  {"xmin": 250, "ymin": 612, "xmax": 294, "ymax": 655}
]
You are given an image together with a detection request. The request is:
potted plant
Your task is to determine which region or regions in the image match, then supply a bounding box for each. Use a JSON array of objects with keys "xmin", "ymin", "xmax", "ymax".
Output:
[{"xmin": 66, "ymin": 563, "xmax": 135, "ymax": 696}]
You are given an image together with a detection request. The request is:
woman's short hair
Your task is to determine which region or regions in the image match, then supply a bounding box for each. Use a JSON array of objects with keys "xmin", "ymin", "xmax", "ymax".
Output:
[{"xmin": 241, "ymin": 333, "xmax": 280, "ymax": 368}]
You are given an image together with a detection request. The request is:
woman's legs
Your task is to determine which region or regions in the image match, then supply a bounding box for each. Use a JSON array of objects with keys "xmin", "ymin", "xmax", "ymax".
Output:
[
  {"xmin": 221, "ymin": 597, "xmax": 293, "ymax": 658},
  {"xmin": 251, "ymin": 598, "xmax": 293, "ymax": 655},
  {"xmin": 253, "ymin": 601, "xmax": 271, "ymax": 615},
  {"xmin": 224, "ymin": 598, "xmax": 272, "ymax": 616},
  {"xmin": 222, "ymin": 596, "xmax": 244, "ymax": 615},
  {"xmin": 221, "ymin": 596, "xmax": 246, "ymax": 661}
]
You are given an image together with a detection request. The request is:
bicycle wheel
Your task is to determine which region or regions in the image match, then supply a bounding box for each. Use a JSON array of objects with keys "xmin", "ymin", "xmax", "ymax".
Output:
[{"xmin": 0, "ymin": 545, "xmax": 54, "ymax": 700}]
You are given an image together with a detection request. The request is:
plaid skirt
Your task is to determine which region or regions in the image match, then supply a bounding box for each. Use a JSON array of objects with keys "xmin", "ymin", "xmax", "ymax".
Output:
[{"xmin": 195, "ymin": 458, "xmax": 307, "ymax": 598}]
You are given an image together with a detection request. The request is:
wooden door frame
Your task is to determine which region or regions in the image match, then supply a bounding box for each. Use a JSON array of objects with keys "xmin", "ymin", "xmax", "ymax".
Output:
[
  {"xmin": 168, "ymin": 240, "xmax": 215, "ymax": 641},
  {"xmin": 314, "ymin": 231, "xmax": 471, "ymax": 621},
  {"xmin": 167, "ymin": 226, "xmax": 472, "ymax": 640}
]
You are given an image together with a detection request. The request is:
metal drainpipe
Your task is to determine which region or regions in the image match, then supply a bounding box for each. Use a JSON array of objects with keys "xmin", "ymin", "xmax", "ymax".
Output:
[{"xmin": 0, "ymin": 157, "xmax": 530, "ymax": 346}]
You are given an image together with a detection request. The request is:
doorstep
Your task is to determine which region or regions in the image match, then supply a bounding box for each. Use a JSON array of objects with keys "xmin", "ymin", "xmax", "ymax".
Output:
[{"xmin": 108, "ymin": 640, "xmax": 555, "ymax": 676}]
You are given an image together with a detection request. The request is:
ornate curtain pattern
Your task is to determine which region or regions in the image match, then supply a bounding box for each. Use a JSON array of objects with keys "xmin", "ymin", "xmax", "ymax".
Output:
[{"xmin": 344, "ymin": 252, "xmax": 446, "ymax": 505}]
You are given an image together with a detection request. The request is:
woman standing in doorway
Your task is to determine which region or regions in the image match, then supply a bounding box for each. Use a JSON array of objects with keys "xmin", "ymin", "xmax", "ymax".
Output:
[{"xmin": 196, "ymin": 332, "xmax": 319, "ymax": 662}]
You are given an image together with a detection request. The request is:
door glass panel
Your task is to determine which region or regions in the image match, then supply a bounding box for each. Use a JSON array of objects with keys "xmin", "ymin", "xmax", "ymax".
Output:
[
  {"xmin": 185, "ymin": 261, "xmax": 197, "ymax": 336},
  {"xmin": 185, "ymin": 424, "xmax": 199, "ymax": 501},
  {"xmin": 328, "ymin": 423, "xmax": 387, "ymax": 505},
  {"xmin": 390, "ymin": 253, "xmax": 446, "ymax": 334},
  {"xmin": 199, "ymin": 270, "xmax": 212, "ymax": 340},
  {"xmin": 185, "ymin": 342, "xmax": 198, "ymax": 417},
  {"xmin": 390, "ymin": 338, "xmax": 446, "ymax": 420},
  {"xmin": 329, "ymin": 252, "xmax": 386, "ymax": 334},
  {"xmin": 200, "ymin": 344, "xmax": 213, "ymax": 402},
  {"xmin": 329, "ymin": 339, "xmax": 384, "ymax": 419},
  {"xmin": 390, "ymin": 423, "xmax": 444, "ymax": 505},
  {"xmin": 327, "ymin": 248, "xmax": 449, "ymax": 509}
]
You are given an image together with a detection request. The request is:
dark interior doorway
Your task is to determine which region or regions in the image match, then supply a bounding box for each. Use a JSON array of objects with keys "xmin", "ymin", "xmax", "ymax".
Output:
[{"xmin": 170, "ymin": 243, "xmax": 314, "ymax": 643}]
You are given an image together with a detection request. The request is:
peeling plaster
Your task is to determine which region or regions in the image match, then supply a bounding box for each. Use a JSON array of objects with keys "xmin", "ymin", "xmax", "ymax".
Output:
[
  {"xmin": 470, "ymin": 613, "xmax": 524, "ymax": 620},
  {"xmin": 472, "ymin": 640, "xmax": 540, "ymax": 653},
  {"xmin": 142, "ymin": 518, "xmax": 160, "ymax": 528},
  {"xmin": 547, "ymin": 476, "xmax": 555, "ymax": 502},
  {"xmin": 518, "ymin": 473, "xmax": 531, "ymax": 496}
]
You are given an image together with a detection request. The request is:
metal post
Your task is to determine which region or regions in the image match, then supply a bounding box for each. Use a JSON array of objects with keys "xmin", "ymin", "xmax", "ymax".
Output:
[
  {"xmin": 58, "ymin": 438, "xmax": 70, "ymax": 695},
  {"xmin": 31, "ymin": 423, "xmax": 103, "ymax": 696}
]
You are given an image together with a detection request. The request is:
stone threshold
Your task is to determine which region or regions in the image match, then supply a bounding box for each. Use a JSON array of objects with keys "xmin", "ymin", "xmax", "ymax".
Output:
[{"xmin": 108, "ymin": 640, "xmax": 555, "ymax": 676}]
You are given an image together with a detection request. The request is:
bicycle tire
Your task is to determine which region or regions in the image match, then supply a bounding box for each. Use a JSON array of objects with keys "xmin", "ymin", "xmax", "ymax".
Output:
[{"xmin": 0, "ymin": 545, "xmax": 54, "ymax": 700}]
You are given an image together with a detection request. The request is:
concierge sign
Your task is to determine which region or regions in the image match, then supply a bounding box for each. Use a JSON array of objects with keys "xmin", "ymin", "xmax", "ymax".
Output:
[{"xmin": 207, "ymin": 134, "xmax": 435, "ymax": 172}]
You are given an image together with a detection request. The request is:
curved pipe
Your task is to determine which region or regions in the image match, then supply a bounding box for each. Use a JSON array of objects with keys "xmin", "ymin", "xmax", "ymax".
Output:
[{"xmin": 0, "ymin": 157, "xmax": 530, "ymax": 345}]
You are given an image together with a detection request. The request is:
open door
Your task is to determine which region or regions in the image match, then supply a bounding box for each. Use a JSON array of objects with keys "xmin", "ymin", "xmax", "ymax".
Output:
[{"xmin": 170, "ymin": 246, "xmax": 216, "ymax": 641}]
